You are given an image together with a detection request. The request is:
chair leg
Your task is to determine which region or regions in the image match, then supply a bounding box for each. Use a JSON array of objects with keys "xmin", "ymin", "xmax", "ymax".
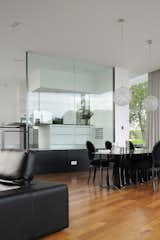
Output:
[
  {"xmin": 106, "ymin": 167, "xmax": 109, "ymax": 187},
  {"xmin": 99, "ymin": 166, "xmax": 103, "ymax": 187},
  {"xmin": 136, "ymin": 170, "xmax": 138, "ymax": 185},
  {"xmin": 146, "ymin": 169, "xmax": 149, "ymax": 185},
  {"xmin": 118, "ymin": 167, "xmax": 122, "ymax": 188},
  {"xmin": 88, "ymin": 166, "xmax": 92, "ymax": 184},
  {"xmin": 152, "ymin": 167, "xmax": 156, "ymax": 192},
  {"xmin": 93, "ymin": 167, "xmax": 97, "ymax": 184},
  {"xmin": 140, "ymin": 169, "xmax": 144, "ymax": 183},
  {"xmin": 157, "ymin": 169, "xmax": 160, "ymax": 188},
  {"xmin": 101, "ymin": 167, "xmax": 104, "ymax": 186},
  {"xmin": 125, "ymin": 168, "xmax": 131, "ymax": 185}
]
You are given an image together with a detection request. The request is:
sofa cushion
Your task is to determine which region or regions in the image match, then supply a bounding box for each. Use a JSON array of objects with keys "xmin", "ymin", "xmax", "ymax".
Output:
[
  {"xmin": 0, "ymin": 150, "xmax": 26, "ymax": 181},
  {"xmin": 0, "ymin": 182, "xmax": 20, "ymax": 192},
  {"xmin": 0, "ymin": 180, "xmax": 67, "ymax": 197}
]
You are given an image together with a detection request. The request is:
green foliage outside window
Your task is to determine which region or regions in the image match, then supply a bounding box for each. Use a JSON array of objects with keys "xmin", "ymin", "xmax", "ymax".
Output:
[{"xmin": 129, "ymin": 81, "xmax": 148, "ymax": 145}]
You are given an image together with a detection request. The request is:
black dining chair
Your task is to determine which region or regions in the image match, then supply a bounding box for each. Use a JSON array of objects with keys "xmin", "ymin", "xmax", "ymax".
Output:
[
  {"xmin": 152, "ymin": 141, "xmax": 160, "ymax": 191},
  {"xmin": 105, "ymin": 140, "xmax": 118, "ymax": 185},
  {"xmin": 105, "ymin": 141, "xmax": 112, "ymax": 150},
  {"xmin": 120, "ymin": 153, "xmax": 132, "ymax": 186},
  {"xmin": 130, "ymin": 153, "xmax": 152, "ymax": 185},
  {"xmin": 104, "ymin": 140, "xmax": 124, "ymax": 188},
  {"xmin": 86, "ymin": 141, "xmax": 109, "ymax": 186},
  {"xmin": 133, "ymin": 141, "xmax": 160, "ymax": 191},
  {"xmin": 104, "ymin": 140, "xmax": 123, "ymax": 189},
  {"xmin": 129, "ymin": 141, "xmax": 135, "ymax": 153}
]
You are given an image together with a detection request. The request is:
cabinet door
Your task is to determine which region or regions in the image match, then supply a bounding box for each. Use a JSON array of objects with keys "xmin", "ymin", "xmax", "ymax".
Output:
[
  {"xmin": 35, "ymin": 150, "xmax": 67, "ymax": 173},
  {"xmin": 66, "ymin": 150, "xmax": 89, "ymax": 172},
  {"xmin": 35, "ymin": 149, "xmax": 89, "ymax": 173},
  {"xmin": 50, "ymin": 125, "xmax": 74, "ymax": 145},
  {"xmin": 75, "ymin": 126, "xmax": 94, "ymax": 145}
]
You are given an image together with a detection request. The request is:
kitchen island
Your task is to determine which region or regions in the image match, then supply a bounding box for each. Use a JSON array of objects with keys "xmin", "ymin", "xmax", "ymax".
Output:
[{"xmin": 37, "ymin": 124, "xmax": 95, "ymax": 150}]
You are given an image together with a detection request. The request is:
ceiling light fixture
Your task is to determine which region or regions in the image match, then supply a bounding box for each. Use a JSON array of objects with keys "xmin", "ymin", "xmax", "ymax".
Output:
[
  {"xmin": 114, "ymin": 86, "xmax": 131, "ymax": 106},
  {"xmin": 144, "ymin": 95, "xmax": 158, "ymax": 112},
  {"xmin": 113, "ymin": 18, "xmax": 131, "ymax": 106},
  {"xmin": 10, "ymin": 21, "xmax": 22, "ymax": 29}
]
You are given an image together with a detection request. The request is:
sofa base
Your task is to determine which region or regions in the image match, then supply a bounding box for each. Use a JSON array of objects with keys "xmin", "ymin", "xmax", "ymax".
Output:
[{"xmin": 0, "ymin": 180, "xmax": 69, "ymax": 240}]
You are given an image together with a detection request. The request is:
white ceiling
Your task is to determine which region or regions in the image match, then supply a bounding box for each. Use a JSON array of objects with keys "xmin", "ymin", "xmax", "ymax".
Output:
[{"xmin": 1, "ymin": 0, "xmax": 160, "ymax": 84}]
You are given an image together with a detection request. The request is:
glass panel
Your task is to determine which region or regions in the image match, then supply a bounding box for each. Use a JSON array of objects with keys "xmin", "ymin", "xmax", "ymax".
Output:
[{"xmin": 27, "ymin": 52, "xmax": 113, "ymax": 149}]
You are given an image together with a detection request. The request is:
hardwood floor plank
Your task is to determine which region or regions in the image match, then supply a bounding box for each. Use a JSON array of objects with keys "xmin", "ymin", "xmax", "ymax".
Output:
[{"xmin": 37, "ymin": 172, "xmax": 160, "ymax": 240}]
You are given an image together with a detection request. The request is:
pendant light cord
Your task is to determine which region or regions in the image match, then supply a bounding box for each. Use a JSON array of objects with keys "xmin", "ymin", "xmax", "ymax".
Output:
[
  {"xmin": 118, "ymin": 18, "xmax": 125, "ymax": 86},
  {"xmin": 147, "ymin": 39, "xmax": 152, "ymax": 69}
]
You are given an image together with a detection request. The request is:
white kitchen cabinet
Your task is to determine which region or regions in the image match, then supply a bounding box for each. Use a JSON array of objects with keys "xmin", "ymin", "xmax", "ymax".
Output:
[{"xmin": 38, "ymin": 124, "xmax": 94, "ymax": 149}]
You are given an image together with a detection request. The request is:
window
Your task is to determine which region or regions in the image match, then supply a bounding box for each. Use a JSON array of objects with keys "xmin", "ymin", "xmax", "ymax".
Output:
[{"xmin": 129, "ymin": 74, "xmax": 148, "ymax": 146}]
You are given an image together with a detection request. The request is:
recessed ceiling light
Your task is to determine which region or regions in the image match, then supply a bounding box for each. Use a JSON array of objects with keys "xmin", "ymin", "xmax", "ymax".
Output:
[
  {"xmin": 146, "ymin": 40, "xmax": 152, "ymax": 45},
  {"xmin": 10, "ymin": 21, "xmax": 22, "ymax": 29},
  {"xmin": 117, "ymin": 18, "xmax": 125, "ymax": 23}
]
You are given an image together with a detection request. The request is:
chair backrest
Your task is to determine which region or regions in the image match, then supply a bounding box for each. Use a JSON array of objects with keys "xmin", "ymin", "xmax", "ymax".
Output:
[
  {"xmin": 86, "ymin": 141, "xmax": 95, "ymax": 160},
  {"xmin": 152, "ymin": 141, "xmax": 160, "ymax": 166},
  {"xmin": 105, "ymin": 141, "xmax": 112, "ymax": 150},
  {"xmin": 0, "ymin": 150, "xmax": 35, "ymax": 185},
  {"xmin": 129, "ymin": 141, "xmax": 135, "ymax": 153}
]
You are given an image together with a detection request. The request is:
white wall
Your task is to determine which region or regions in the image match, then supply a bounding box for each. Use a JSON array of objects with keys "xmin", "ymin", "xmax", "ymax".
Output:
[
  {"xmin": 114, "ymin": 67, "xmax": 129, "ymax": 147},
  {"xmin": 0, "ymin": 82, "xmax": 19, "ymax": 123},
  {"xmin": 0, "ymin": 79, "xmax": 27, "ymax": 149}
]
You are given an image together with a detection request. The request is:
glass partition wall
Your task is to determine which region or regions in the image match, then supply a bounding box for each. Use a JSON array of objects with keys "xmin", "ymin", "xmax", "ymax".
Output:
[{"xmin": 27, "ymin": 52, "xmax": 114, "ymax": 149}]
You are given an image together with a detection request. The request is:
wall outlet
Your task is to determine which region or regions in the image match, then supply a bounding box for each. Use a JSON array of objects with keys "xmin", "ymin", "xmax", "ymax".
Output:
[{"xmin": 71, "ymin": 160, "xmax": 78, "ymax": 166}]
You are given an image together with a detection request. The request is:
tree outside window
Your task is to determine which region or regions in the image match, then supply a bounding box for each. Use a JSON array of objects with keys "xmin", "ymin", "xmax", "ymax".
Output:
[{"xmin": 129, "ymin": 80, "xmax": 148, "ymax": 146}]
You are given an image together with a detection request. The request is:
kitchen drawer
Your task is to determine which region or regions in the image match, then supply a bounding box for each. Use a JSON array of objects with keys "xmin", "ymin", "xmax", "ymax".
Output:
[{"xmin": 50, "ymin": 126, "xmax": 74, "ymax": 135}]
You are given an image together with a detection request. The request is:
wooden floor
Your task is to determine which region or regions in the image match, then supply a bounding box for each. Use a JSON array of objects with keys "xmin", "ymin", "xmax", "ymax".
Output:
[{"xmin": 37, "ymin": 171, "xmax": 160, "ymax": 240}]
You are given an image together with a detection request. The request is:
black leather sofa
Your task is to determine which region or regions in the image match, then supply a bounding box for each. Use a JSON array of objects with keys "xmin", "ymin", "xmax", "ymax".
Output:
[{"xmin": 0, "ymin": 150, "xmax": 69, "ymax": 240}]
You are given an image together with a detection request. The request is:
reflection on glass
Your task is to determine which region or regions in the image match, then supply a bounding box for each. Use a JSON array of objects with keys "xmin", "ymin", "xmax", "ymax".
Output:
[
  {"xmin": 27, "ymin": 52, "xmax": 113, "ymax": 149},
  {"xmin": 76, "ymin": 94, "xmax": 92, "ymax": 125}
]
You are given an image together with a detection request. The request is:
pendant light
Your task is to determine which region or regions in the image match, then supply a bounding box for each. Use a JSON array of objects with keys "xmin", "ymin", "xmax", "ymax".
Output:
[
  {"xmin": 114, "ymin": 18, "xmax": 131, "ymax": 106},
  {"xmin": 143, "ymin": 40, "xmax": 158, "ymax": 112},
  {"xmin": 144, "ymin": 95, "xmax": 158, "ymax": 111}
]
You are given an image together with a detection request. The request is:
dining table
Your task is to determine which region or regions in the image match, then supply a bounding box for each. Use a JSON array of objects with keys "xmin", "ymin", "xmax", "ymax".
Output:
[{"xmin": 94, "ymin": 149, "xmax": 152, "ymax": 189}]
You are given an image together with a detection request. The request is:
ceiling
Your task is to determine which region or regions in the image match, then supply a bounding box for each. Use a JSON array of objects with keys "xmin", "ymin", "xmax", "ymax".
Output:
[{"xmin": 1, "ymin": 0, "xmax": 160, "ymax": 84}]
